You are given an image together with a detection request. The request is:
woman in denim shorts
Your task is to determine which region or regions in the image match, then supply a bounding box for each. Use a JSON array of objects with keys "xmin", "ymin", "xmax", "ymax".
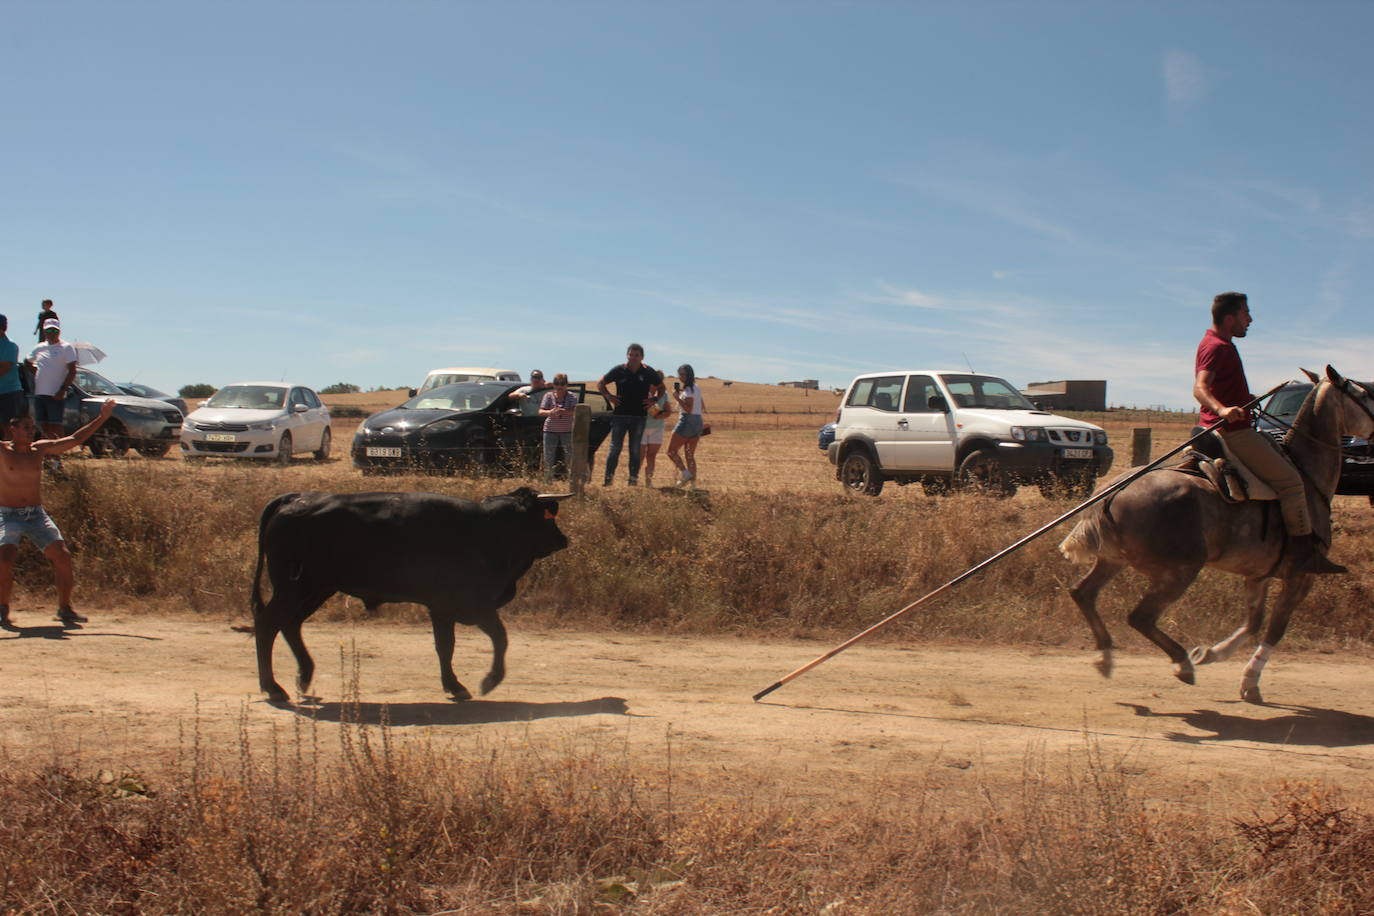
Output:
[{"xmin": 667, "ymin": 363, "xmax": 705, "ymax": 486}]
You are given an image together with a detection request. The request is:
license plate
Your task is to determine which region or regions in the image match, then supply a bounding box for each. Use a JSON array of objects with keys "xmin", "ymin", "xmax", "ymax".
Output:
[
  {"xmin": 366, "ymin": 447, "xmax": 402, "ymax": 458},
  {"xmin": 1063, "ymin": 448, "xmax": 1093, "ymax": 460},
  {"xmin": 205, "ymin": 433, "xmax": 236, "ymax": 442}
]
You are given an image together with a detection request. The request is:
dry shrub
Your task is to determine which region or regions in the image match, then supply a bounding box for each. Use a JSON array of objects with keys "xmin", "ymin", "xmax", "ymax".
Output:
[{"xmin": 30, "ymin": 457, "xmax": 1374, "ymax": 654}]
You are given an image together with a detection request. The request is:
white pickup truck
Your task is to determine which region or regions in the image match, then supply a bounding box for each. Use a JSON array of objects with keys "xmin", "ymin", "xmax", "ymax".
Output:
[{"xmin": 828, "ymin": 370, "xmax": 1113, "ymax": 498}]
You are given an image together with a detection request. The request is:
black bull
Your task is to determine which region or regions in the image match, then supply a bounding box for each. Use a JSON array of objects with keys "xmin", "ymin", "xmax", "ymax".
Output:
[{"xmin": 250, "ymin": 487, "xmax": 569, "ymax": 704}]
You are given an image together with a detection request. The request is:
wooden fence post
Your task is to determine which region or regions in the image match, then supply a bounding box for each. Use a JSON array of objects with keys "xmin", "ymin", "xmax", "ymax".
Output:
[
  {"xmin": 570, "ymin": 404, "xmax": 591, "ymax": 495},
  {"xmin": 1131, "ymin": 428, "xmax": 1151, "ymax": 466}
]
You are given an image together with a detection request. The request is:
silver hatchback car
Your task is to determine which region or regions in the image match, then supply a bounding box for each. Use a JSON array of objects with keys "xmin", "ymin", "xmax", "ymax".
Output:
[{"xmin": 180, "ymin": 382, "xmax": 332, "ymax": 463}]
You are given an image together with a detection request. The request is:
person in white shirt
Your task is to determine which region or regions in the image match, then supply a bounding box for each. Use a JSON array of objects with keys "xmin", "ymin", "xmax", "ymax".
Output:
[
  {"xmin": 667, "ymin": 363, "xmax": 705, "ymax": 486},
  {"xmin": 27, "ymin": 320, "xmax": 78, "ymax": 442}
]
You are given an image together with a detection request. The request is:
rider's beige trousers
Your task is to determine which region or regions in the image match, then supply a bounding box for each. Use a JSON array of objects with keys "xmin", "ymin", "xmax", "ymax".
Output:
[{"xmin": 1219, "ymin": 427, "xmax": 1311, "ymax": 536}]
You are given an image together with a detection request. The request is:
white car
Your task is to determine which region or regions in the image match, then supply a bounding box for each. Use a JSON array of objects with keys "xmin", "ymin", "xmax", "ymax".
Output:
[
  {"xmin": 412, "ymin": 367, "xmax": 521, "ymax": 395},
  {"xmin": 180, "ymin": 382, "xmax": 332, "ymax": 463},
  {"xmin": 829, "ymin": 370, "xmax": 1113, "ymax": 498}
]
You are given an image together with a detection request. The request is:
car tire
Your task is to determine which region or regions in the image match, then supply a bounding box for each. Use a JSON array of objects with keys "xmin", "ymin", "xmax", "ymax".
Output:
[
  {"xmin": 276, "ymin": 431, "xmax": 293, "ymax": 466},
  {"xmin": 840, "ymin": 450, "xmax": 884, "ymax": 496},
  {"xmin": 957, "ymin": 448, "xmax": 1015, "ymax": 498},
  {"xmin": 137, "ymin": 442, "xmax": 172, "ymax": 458},
  {"xmin": 314, "ymin": 428, "xmax": 332, "ymax": 461},
  {"xmin": 88, "ymin": 421, "xmax": 128, "ymax": 458}
]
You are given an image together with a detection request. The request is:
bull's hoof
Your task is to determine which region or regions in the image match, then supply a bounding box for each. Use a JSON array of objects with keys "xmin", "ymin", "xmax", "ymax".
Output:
[
  {"xmin": 1095, "ymin": 652, "xmax": 1114, "ymax": 679},
  {"xmin": 1173, "ymin": 663, "xmax": 1196, "ymax": 686},
  {"xmin": 1189, "ymin": 645, "xmax": 1216, "ymax": 666},
  {"xmin": 447, "ymin": 685, "xmax": 473, "ymax": 702},
  {"xmin": 1241, "ymin": 684, "xmax": 1264, "ymax": 705}
]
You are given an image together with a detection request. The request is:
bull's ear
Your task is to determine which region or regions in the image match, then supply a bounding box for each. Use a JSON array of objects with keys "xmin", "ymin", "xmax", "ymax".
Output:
[
  {"xmin": 1327, "ymin": 365, "xmax": 1347, "ymax": 387},
  {"xmin": 1301, "ymin": 367, "xmax": 1320, "ymax": 384}
]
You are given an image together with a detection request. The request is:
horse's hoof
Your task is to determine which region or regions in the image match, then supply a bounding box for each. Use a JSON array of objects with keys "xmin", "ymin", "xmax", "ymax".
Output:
[
  {"xmin": 479, "ymin": 674, "xmax": 502, "ymax": 696},
  {"xmin": 1189, "ymin": 645, "xmax": 1215, "ymax": 666},
  {"xmin": 1095, "ymin": 654, "xmax": 1115, "ymax": 679},
  {"xmin": 1241, "ymin": 685, "xmax": 1264, "ymax": 705},
  {"xmin": 448, "ymin": 685, "xmax": 473, "ymax": 702},
  {"xmin": 1173, "ymin": 664, "xmax": 1196, "ymax": 686}
]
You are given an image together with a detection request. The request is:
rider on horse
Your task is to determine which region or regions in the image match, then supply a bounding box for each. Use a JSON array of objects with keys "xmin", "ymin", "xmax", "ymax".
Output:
[{"xmin": 1192, "ymin": 291, "xmax": 1345, "ymax": 577}]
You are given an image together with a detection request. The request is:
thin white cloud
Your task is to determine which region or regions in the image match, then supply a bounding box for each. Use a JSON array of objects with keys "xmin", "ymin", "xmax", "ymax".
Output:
[{"xmin": 1163, "ymin": 50, "xmax": 1205, "ymax": 108}]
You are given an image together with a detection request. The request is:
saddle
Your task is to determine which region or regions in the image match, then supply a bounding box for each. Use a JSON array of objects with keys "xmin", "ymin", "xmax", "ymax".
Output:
[{"xmin": 1171, "ymin": 431, "xmax": 1278, "ymax": 505}]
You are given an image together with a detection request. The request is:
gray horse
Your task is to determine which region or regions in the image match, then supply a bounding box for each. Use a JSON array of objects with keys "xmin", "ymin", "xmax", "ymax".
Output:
[{"xmin": 1059, "ymin": 366, "xmax": 1374, "ymax": 703}]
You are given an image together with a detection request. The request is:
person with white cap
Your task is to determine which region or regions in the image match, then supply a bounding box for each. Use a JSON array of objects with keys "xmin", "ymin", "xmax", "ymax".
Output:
[{"xmin": 27, "ymin": 319, "xmax": 78, "ymax": 452}]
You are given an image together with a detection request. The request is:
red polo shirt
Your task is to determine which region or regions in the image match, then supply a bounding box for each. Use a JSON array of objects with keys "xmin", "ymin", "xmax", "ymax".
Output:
[{"xmin": 1195, "ymin": 327, "xmax": 1252, "ymax": 430}]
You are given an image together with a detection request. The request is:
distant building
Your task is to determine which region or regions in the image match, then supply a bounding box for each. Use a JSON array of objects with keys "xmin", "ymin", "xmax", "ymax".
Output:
[
  {"xmin": 778, "ymin": 379, "xmax": 820, "ymax": 389},
  {"xmin": 1021, "ymin": 379, "xmax": 1107, "ymax": 411}
]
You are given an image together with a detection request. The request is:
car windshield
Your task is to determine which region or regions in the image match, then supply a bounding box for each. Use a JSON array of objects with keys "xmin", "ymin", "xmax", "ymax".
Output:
[
  {"xmin": 938, "ymin": 374, "xmax": 1037, "ymax": 410},
  {"xmin": 419, "ymin": 373, "xmax": 493, "ymax": 392},
  {"xmin": 121, "ymin": 382, "xmax": 168, "ymax": 399},
  {"xmin": 75, "ymin": 369, "xmax": 124, "ymax": 397},
  {"xmin": 402, "ymin": 383, "xmax": 505, "ymax": 412},
  {"xmin": 207, "ymin": 385, "xmax": 286, "ymax": 410},
  {"xmin": 1265, "ymin": 386, "xmax": 1312, "ymax": 418}
]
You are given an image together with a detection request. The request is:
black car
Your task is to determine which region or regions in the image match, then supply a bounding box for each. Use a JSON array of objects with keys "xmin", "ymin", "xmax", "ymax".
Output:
[
  {"xmin": 1256, "ymin": 381, "xmax": 1374, "ymax": 497},
  {"xmin": 351, "ymin": 381, "xmax": 614, "ymax": 475},
  {"xmin": 43, "ymin": 367, "xmax": 184, "ymax": 457},
  {"xmin": 115, "ymin": 381, "xmax": 190, "ymax": 417}
]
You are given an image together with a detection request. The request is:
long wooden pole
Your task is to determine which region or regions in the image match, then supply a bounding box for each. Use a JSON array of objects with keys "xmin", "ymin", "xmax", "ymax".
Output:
[{"xmin": 751, "ymin": 383, "xmax": 1287, "ymax": 702}]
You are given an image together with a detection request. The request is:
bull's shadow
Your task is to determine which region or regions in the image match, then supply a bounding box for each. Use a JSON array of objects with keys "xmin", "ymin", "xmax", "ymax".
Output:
[
  {"xmin": 1119, "ymin": 702, "xmax": 1374, "ymax": 748},
  {"xmin": 281, "ymin": 696, "xmax": 631, "ymax": 727}
]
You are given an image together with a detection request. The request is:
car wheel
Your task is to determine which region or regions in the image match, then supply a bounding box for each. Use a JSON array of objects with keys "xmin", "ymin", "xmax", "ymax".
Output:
[
  {"xmin": 840, "ymin": 450, "xmax": 884, "ymax": 496},
  {"xmin": 314, "ymin": 428, "xmax": 332, "ymax": 461},
  {"xmin": 277, "ymin": 431, "xmax": 293, "ymax": 465},
  {"xmin": 137, "ymin": 442, "xmax": 172, "ymax": 458},
  {"xmin": 957, "ymin": 448, "xmax": 1015, "ymax": 498},
  {"xmin": 88, "ymin": 421, "xmax": 128, "ymax": 458}
]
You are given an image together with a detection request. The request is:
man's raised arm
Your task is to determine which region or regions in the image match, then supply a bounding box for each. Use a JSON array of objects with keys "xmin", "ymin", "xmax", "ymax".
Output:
[{"xmin": 38, "ymin": 399, "xmax": 116, "ymax": 455}]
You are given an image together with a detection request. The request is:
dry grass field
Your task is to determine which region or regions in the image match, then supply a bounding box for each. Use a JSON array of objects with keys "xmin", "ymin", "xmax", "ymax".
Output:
[{"xmin": 2, "ymin": 382, "xmax": 1373, "ymax": 913}]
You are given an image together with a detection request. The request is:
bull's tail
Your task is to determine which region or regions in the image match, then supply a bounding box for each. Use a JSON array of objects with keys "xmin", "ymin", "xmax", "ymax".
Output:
[
  {"xmin": 251, "ymin": 493, "xmax": 300, "ymax": 623},
  {"xmin": 1059, "ymin": 511, "xmax": 1105, "ymax": 565}
]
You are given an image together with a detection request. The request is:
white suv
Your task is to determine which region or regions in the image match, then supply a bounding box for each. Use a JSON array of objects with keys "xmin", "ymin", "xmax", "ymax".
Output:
[{"xmin": 828, "ymin": 371, "xmax": 1113, "ymax": 498}]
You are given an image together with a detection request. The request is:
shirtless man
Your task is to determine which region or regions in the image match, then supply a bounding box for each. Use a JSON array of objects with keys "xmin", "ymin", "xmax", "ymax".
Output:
[{"xmin": 0, "ymin": 399, "xmax": 116, "ymax": 628}]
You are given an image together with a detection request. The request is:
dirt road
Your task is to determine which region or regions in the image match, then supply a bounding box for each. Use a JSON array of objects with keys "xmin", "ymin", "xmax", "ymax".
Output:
[{"xmin": 3, "ymin": 611, "xmax": 1372, "ymax": 803}]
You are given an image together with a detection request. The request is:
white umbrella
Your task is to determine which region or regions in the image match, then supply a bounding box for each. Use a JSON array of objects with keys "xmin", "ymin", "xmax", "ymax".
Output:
[{"xmin": 69, "ymin": 341, "xmax": 107, "ymax": 366}]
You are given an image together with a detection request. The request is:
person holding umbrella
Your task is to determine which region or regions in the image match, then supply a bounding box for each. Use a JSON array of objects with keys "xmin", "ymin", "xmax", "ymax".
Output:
[{"xmin": 27, "ymin": 320, "xmax": 78, "ymax": 471}]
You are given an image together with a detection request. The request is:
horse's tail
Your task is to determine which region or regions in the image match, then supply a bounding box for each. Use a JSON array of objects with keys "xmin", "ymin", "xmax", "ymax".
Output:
[{"xmin": 1059, "ymin": 510, "xmax": 1106, "ymax": 565}]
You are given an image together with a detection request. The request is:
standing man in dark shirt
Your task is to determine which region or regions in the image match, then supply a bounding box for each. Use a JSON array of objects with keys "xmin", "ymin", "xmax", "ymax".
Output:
[
  {"xmin": 1193, "ymin": 291, "xmax": 1344, "ymax": 575},
  {"xmin": 597, "ymin": 343, "xmax": 657, "ymax": 487}
]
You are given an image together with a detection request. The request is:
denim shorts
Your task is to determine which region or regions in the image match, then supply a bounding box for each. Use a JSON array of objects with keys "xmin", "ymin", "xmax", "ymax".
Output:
[
  {"xmin": 33, "ymin": 395, "xmax": 64, "ymax": 425},
  {"xmin": 673, "ymin": 413, "xmax": 704, "ymax": 438},
  {"xmin": 0, "ymin": 505, "xmax": 65, "ymax": 550}
]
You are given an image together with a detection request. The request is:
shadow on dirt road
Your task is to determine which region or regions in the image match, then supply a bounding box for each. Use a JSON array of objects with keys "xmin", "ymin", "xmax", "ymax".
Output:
[
  {"xmin": 277, "ymin": 696, "xmax": 632, "ymax": 727},
  {"xmin": 1119, "ymin": 702, "xmax": 1374, "ymax": 748}
]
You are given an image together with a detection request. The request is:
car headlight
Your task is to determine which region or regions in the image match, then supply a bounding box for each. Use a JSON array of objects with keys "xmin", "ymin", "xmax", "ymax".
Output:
[
  {"xmin": 124, "ymin": 405, "xmax": 162, "ymax": 419},
  {"xmin": 1093, "ymin": 430, "xmax": 1108, "ymax": 446},
  {"xmin": 1009, "ymin": 426, "xmax": 1045, "ymax": 442},
  {"xmin": 247, "ymin": 420, "xmax": 277, "ymax": 431},
  {"xmin": 425, "ymin": 419, "xmax": 462, "ymax": 435}
]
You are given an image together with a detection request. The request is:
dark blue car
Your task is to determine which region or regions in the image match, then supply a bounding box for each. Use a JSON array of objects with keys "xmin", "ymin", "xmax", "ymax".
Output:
[{"xmin": 818, "ymin": 422, "xmax": 836, "ymax": 451}]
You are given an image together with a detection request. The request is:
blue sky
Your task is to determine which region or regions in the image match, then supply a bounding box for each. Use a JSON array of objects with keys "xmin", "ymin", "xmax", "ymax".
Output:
[{"xmin": 3, "ymin": 2, "xmax": 1371, "ymax": 408}]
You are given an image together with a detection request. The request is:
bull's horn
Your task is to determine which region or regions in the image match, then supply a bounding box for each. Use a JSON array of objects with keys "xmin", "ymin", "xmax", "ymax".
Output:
[{"xmin": 536, "ymin": 493, "xmax": 575, "ymax": 501}]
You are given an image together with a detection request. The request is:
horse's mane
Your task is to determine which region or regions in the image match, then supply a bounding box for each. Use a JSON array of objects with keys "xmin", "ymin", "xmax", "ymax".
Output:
[{"xmin": 1282, "ymin": 380, "xmax": 1323, "ymax": 448}]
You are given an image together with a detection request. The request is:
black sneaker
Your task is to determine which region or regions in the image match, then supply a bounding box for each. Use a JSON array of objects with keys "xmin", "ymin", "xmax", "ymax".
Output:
[
  {"xmin": 55, "ymin": 607, "xmax": 89, "ymax": 624},
  {"xmin": 0, "ymin": 604, "xmax": 12, "ymax": 629}
]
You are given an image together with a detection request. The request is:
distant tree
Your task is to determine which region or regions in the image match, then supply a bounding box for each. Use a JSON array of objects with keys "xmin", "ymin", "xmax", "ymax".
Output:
[
  {"xmin": 319, "ymin": 382, "xmax": 361, "ymax": 395},
  {"xmin": 179, "ymin": 383, "xmax": 214, "ymax": 398}
]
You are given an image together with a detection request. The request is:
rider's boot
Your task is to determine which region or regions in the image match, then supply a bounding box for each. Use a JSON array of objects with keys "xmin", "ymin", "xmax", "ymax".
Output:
[{"xmin": 1282, "ymin": 533, "xmax": 1348, "ymax": 576}]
